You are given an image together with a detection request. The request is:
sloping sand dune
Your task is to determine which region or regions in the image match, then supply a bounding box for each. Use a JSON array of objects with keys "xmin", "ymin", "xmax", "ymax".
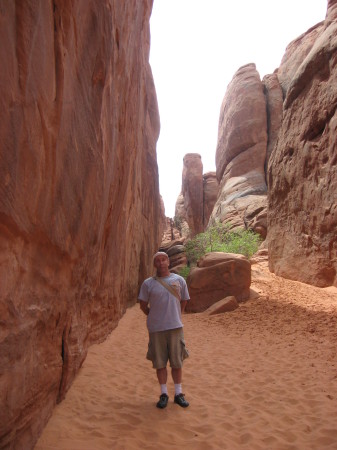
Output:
[{"xmin": 36, "ymin": 262, "xmax": 337, "ymax": 450}]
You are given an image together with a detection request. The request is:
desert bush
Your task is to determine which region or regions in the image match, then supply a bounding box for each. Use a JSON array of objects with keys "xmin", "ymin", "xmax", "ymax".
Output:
[
  {"xmin": 184, "ymin": 222, "xmax": 261, "ymax": 265},
  {"xmin": 184, "ymin": 233, "xmax": 209, "ymax": 265},
  {"xmin": 178, "ymin": 266, "xmax": 191, "ymax": 280}
]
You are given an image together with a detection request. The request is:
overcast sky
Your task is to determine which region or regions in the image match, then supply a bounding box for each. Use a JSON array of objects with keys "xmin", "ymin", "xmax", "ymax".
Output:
[{"xmin": 149, "ymin": 0, "xmax": 327, "ymax": 218}]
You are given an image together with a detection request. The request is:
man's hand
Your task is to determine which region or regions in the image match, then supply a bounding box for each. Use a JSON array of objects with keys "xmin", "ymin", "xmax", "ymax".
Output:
[
  {"xmin": 181, "ymin": 300, "xmax": 187, "ymax": 313},
  {"xmin": 139, "ymin": 300, "xmax": 150, "ymax": 316}
]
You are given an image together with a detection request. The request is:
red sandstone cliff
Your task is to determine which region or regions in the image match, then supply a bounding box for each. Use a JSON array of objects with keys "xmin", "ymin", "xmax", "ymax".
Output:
[
  {"xmin": 0, "ymin": 1, "xmax": 163, "ymax": 448},
  {"xmin": 210, "ymin": 64, "xmax": 269, "ymax": 238},
  {"xmin": 210, "ymin": 1, "xmax": 336, "ymax": 287},
  {"xmin": 268, "ymin": 0, "xmax": 337, "ymax": 287}
]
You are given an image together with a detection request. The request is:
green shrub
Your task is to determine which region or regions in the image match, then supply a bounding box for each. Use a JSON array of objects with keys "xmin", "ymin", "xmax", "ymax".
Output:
[
  {"xmin": 184, "ymin": 233, "xmax": 209, "ymax": 265},
  {"xmin": 184, "ymin": 222, "xmax": 261, "ymax": 265},
  {"xmin": 178, "ymin": 266, "xmax": 191, "ymax": 280}
]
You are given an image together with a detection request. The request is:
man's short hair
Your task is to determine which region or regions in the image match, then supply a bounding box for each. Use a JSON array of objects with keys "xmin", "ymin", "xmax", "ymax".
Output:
[{"xmin": 153, "ymin": 251, "xmax": 169, "ymax": 263}]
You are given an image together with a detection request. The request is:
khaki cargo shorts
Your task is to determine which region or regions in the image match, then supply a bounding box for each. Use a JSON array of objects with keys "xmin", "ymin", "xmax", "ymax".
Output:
[{"xmin": 146, "ymin": 327, "xmax": 189, "ymax": 369}]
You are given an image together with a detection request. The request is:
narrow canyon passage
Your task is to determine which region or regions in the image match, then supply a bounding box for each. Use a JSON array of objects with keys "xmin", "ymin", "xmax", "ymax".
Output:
[{"xmin": 36, "ymin": 263, "xmax": 337, "ymax": 450}]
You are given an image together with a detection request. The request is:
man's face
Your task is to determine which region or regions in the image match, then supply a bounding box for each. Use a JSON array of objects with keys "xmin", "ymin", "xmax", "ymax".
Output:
[{"xmin": 153, "ymin": 255, "xmax": 170, "ymax": 273}]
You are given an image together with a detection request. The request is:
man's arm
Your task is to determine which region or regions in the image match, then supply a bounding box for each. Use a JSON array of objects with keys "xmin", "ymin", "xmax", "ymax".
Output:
[
  {"xmin": 139, "ymin": 300, "xmax": 150, "ymax": 316},
  {"xmin": 180, "ymin": 277, "xmax": 189, "ymax": 314},
  {"xmin": 180, "ymin": 300, "xmax": 187, "ymax": 313}
]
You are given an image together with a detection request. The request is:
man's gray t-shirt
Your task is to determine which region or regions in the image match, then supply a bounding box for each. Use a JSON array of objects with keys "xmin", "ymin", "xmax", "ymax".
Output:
[{"xmin": 138, "ymin": 273, "xmax": 190, "ymax": 333}]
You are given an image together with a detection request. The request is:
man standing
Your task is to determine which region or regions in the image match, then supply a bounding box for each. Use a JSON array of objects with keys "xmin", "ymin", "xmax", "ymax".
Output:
[{"xmin": 138, "ymin": 251, "xmax": 190, "ymax": 409}]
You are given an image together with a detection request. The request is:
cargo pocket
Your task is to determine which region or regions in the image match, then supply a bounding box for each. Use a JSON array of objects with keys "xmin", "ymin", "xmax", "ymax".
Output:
[
  {"xmin": 146, "ymin": 341, "xmax": 153, "ymax": 361},
  {"xmin": 181, "ymin": 339, "xmax": 189, "ymax": 360}
]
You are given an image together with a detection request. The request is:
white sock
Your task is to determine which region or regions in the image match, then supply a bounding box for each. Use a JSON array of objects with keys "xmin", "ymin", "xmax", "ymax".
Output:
[
  {"xmin": 174, "ymin": 383, "xmax": 182, "ymax": 395},
  {"xmin": 160, "ymin": 384, "xmax": 168, "ymax": 395}
]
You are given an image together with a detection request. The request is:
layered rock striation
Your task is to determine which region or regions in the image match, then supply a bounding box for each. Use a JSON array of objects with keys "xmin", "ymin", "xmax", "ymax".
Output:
[
  {"xmin": 210, "ymin": 63, "xmax": 270, "ymax": 238},
  {"xmin": 268, "ymin": 0, "xmax": 337, "ymax": 287},
  {"xmin": 0, "ymin": 1, "xmax": 163, "ymax": 448},
  {"xmin": 159, "ymin": 218, "xmax": 187, "ymax": 272}
]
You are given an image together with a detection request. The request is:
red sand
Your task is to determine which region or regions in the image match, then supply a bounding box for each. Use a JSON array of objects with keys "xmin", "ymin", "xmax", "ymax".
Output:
[{"xmin": 36, "ymin": 262, "xmax": 337, "ymax": 450}]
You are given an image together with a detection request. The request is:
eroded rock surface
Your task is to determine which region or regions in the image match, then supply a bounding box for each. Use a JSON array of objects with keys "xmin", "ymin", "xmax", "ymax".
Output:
[
  {"xmin": 0, "ymin": 1, "xmax": 162, "ymax": 448},
  {"xmin": 175, "ymin": 162, "xmax": 219, "ymax": 237},
  {"xmin": 211, "ymin": 64, "xmax": 268, "ymax": 235},
  {"xmin": 186, "ymin": 252, "xmax": 251, "ymax": 313},
  {"xmin": 203, "ymin": 172, "xmax": 219, "ymax": 228},
  {"xmin": 204, "ymin": 296, "xmax": 239, "ymax": 315},
  {"xmin": 181, "ymin": 153, "xmax": 204, "ymax": 237},
  {"xmin": 276, "ymin": 22, "xmax": 324, "ymax": 97},
  {"xmin": 173, "ymin": 194, "xmax": 190, "ymax": 238},
  {"xmin": 268, "ymin": 0, "xmax": 337, "ymax": 287},
  {"xmin": 161, "ymin": 217, "xmax": 181, "ymax": 243},
  {"xmin": 159, "ymin": 219, "xmax": 187, "ymax": 272},
  {"xmin": 263, "ymin": 73, "xmax": 284, "ymax": 170}
]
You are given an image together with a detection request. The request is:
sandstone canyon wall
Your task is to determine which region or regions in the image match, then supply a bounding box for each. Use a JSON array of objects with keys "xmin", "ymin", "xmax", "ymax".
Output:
[
  {"xmin": 0, "ymin": 1, "xmax": 162, "ymax": 448},
  {"xmin": 210, "ymin": 63, "xmax": 270, "ymax": 238},
  {"xmin": 268, "ymin": 0, "xmax": 337, "ymax": 287},
  {"xmin": 210, "ymin": 0, "xmax": 336, "ymax": 287}
]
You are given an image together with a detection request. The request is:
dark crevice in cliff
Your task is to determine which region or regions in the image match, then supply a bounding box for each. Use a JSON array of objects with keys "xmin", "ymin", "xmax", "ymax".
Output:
[
  {"xmin": 115, "ymin": 28, "xmax": 120, "ymax": 50},
  {"xmin": 263, "ymin": 87, "xmax": 272, "ymax": 183},
  {"xmin": 305, "ymin": 124, "xmax": 325, "ymax": 141},
  {"xmin": 58, "ymin": 325, "xmax": 69, "ymax": 403},
  {"xmin": 61, "ymin": 334, "xmax": 65, "ymax": 366},
  {"xmin": 303, "ymin": 104, "xmax": 337, "ymax": 141},
  {"xmin": 52, "ymin": 0, "xmax": 64, "ymax": 104}
]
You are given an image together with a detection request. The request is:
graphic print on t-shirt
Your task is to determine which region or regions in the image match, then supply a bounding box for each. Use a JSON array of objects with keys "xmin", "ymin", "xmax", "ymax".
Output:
[{"xmin": 169, "ymin": 280, "xmax": 181, "ymax": 298}]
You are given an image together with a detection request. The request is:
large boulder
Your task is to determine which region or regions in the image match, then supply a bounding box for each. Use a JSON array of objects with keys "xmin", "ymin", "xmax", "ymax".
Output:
[
  {"xmin": 159, "ymin": 239, "xmax": 187, "ymax": 271},
  {"xmin": 198, "ymin": 252, "xmax": 248, "ymax": 266},
  {"xmin": 204, "ymin": 296, "xmax": 239, "ymax": 315},
  {"xmin": 167, "ymin": 244, "xmax": 187, "ymax": 270},
  {"xmin": 169, "ymin": 252, "xmax": 188, "ymax": 269},
  {"xmin": 268, "ymin": 1, "xmax": 337, "ymax": 287},
  {"xmin": 167, "ymin": 244, "xmax": 185, "ymax": 257},
  {"xmin": 186, "ymin": 252, "xmax": 251, "ymax": 312},
  {"xmin": 160, "ymin": 237, "xmax": 185, "ymax": 252},
  {"xmin": 0, "ymin": 1, "xmax": 162, "ymax": 448}
]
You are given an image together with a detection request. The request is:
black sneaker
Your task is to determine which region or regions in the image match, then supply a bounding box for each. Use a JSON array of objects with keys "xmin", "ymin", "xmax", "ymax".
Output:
[
  {"xmin": 174, "ymin": 393, "xmax": 189, "ymax": 408},
  {"xmin": 156, "ymin": 393, "xmax": 169, "ymax": 409}
]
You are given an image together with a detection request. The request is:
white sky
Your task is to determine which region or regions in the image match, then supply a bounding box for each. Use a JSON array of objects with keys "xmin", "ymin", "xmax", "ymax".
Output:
[{"xmin": 149, "ymin": 0, "xmax": 327, "ymax": 218}]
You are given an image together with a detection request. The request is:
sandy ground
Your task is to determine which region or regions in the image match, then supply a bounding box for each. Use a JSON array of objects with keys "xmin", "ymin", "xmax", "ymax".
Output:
[{"xmin": 36, "ymin": 262, "xmax": 337, "ymax": 450}]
